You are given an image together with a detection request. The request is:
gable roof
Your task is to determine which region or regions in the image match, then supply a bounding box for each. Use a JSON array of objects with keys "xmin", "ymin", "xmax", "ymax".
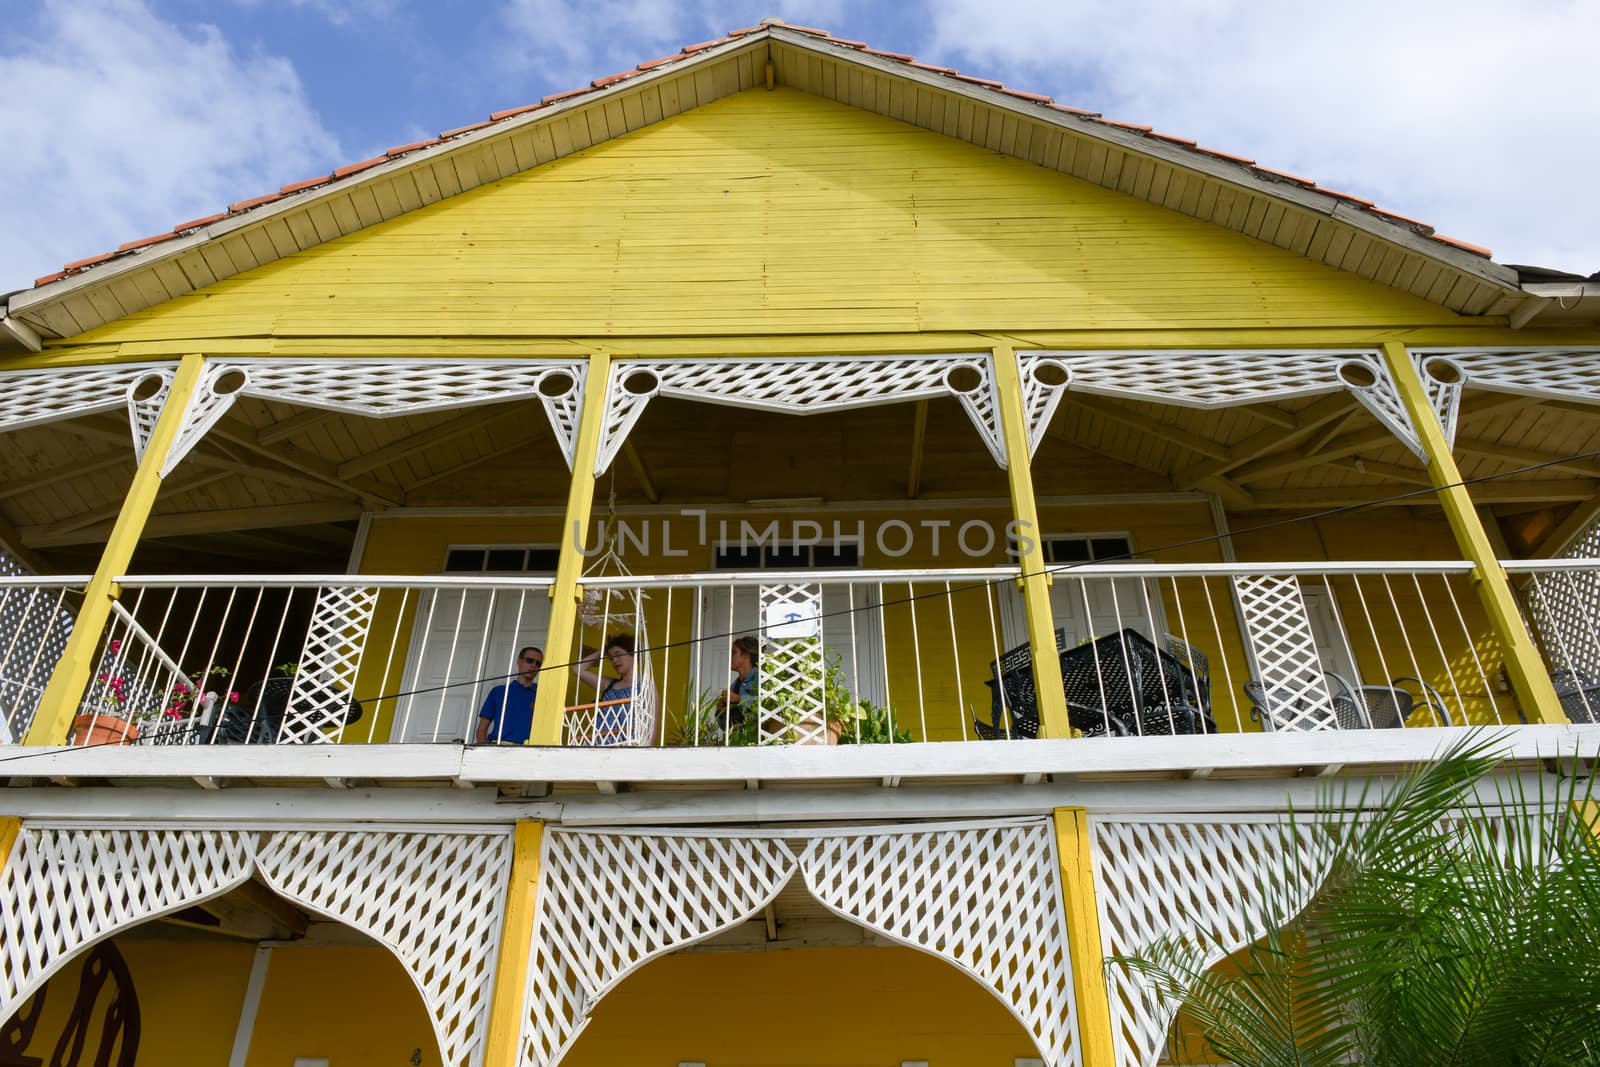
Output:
[{"xmin": 1, "ymin": 19, "xmax": 1538, "ymax": 348}]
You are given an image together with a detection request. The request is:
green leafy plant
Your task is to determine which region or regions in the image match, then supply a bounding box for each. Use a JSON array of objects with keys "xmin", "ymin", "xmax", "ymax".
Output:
[{"xmin": 1117, "ymin": 734, "xmax": 1600, "ymax": 1067}]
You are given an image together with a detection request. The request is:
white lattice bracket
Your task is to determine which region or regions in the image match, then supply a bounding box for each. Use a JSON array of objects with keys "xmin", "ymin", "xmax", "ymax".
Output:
[
  {"xmin": 1016, "ymin": 354, "xmax": 1072, "ymax": 457},
  {"xmin": 1412, "ymin": 353, "xmax": 1464, "ymax": 448},
  {"xmin": 1091, "ymin": 816, "xmax": 1329, "ymax": 1067},
  {"xmin": 0, "ymin": 827, "xmax": 255, "ymax": 1023},
  {"xmin": 758, "ymin": 582, "xmax": 828, "ymax": 745},
  {"xmin": 126, "ymin": 367, "xmax": 175, "ymax": 463},
  {"xmin": 280, "ymin": 585, "xmax": 378, "ymax": 743},
  {"xmin": 592, "ymin": 354, "xmax": 1007, "ymax": 475},
  {"xmin": 0, "ymin": 363, "xmax": 161, "ymax": 438},
  {"xmin": 800, "ymin": 820, "xmax": 1080, "ymax": 1067},
  {"xmin": 1233, "ymin": 575, "xmax": 1336, "ymax": 730},
  {"xmin": 520, "ymin": 829, "xmax": 798, "ymax": 1067},
  {"xmin": 256, "ymin": 829, "xmax": 512, "ymax": 1067},
  {"xmin": 1336, "ymin": 354, "xmax": 1426, "ymax": 462},
  {"xmin": 158, "ymin": 363, "xmax": 250, "ymax": 476},
  {"xmin": 223, "ymin": 358, "xmax": 589, "ymax": 469}
]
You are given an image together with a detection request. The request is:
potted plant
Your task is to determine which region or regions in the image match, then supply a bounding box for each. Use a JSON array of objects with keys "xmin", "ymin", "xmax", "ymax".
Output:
[
  {"xmin": 70, "ymin": 641, "xmax": 241, "ymax": 747},
  {"xmin": 672, "ymin": 650, "xmax": 910, "ymax": 747}
]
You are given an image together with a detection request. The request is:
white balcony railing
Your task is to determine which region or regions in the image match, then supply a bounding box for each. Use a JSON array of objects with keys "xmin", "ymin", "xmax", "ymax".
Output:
[
  {"xmin": 1504, "ymin": 558, "xmax": 1600, "ymax": 724},
  {"xmin": 47, "ymin": 559, "xmax": 1573, "ymax": 749}
]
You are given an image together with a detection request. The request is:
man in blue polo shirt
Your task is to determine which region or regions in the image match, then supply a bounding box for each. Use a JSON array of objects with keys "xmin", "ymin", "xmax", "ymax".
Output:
[{"xmin": 476, "ymin": 645, "xmax": 543, "ymax": 744}]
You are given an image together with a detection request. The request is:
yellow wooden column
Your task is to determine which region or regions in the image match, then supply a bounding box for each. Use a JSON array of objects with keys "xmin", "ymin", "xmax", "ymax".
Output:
[
  {"xmin": 1378, "ymin": 341, "xmax": 1564, "ymax": 724},
  {"xmin": 0, "ymin": 817, "xmax": 20, "ymax": 873},
  {"xmin": 1053, "ymin": 807, "xmax": 1117, "ymax": 1067},
  {"xmin": 530, "ymin": 352, "xmax": 611, "ymax": 746},
  {"xmin": 483, "ymin": 819, "xmax": 544, "ymax": 1066},
  {"xmin": 992, "ymin": 343, "xmax": 1070, "ymax": 738},
  {"xmin": 25, "ymin": 354, "xmax": 208, "ymax": 745}
]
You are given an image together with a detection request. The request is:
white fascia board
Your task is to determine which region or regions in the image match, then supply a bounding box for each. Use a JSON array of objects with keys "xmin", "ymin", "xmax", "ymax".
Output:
[
  {"xmin": 3, "ymin": 742, "xmax": 465, "ymax": 781},
  {"xmin": 773, "ymin": 28, "xmax": 1520, "ymax": 293},
  {"xmin": 7, "ymin": 34, "xmax": 769, "ymax": 319}
]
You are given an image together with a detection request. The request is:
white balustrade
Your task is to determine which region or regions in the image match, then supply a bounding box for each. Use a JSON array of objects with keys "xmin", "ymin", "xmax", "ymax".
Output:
[
  {"xmin": 1503, "ymin": 558, "xmax": 1600, "ymax": 723},
  {"xmin": 0, "ymin": 576, "xmax": 87, "ymax": 743}
]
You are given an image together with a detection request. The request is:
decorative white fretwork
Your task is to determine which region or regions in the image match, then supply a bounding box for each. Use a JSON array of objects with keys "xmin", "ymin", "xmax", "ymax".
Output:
[
  {"xmin": 800, "ymin": 820, "xmax": 1080, "ymax": 1067},
  {"xmin": 127, "ymin": 368, "xmax": 174, "ymax": 463},
  {"xmin": 520, "ymin": 829, "xmax": 799, "ymax": 1067},
  {"xmin": 0, "ymin": 827, "xmax": 255, "ymax": 1023},
  {"xmin": 0, "ymin": 364, "xmax": 158, "ymax": 436},
  {"xmin": 1413, "ymin": 353, "xmax": 1463, "ymax": 448},
  {"xmin": 1029, "ymin": 348, "xmax": 1428, "ymax": 461},
  {"xmin": 227, "ymin": 358, "xmax": 589, "ymax": 469},
  {"xmin": 1417, "ymin": 348, "xmax": 1600, "ymax": 406},
  {"xmin": 159, "ymin": 363, "xmax": 249, "ymax": 476},
  {"xmin": 1092, "ymin": 816, "xmax": 1329, "ymax": 1067},
  {"xmin": 592, "ymin": 354, "xmax": 1007, "ymax": 475},
  {"xmin": 758, "ymin": 583, "xmax": 828, "ymax": 745},
  {"xmin": 1233, "ymin": 575, "xmax": 1336, "ymax": 730},
  {"xmin": 256, "ymin": 830, "xmax": 513, "ymax": 1067},
  {"xmin": 279, "ymin": 585, "xmax": 379, "ymax": 743},
  {"xmin": 1016, "ymin": 353, "xmax": 1072, "ymax": 457}
]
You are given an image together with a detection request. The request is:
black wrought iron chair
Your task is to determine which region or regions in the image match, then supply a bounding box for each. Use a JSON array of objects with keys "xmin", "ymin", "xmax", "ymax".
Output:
[
  {"xmin": 1551, "ymin": 668, "xmax": 1600, "ymax": 724},
  {"xmin": 200, "ymin": 677, "xmax": 363, "ymax": 744},
  {"xmin": 1244, "ymin": 671, "xmax": 1451, "ymax": 731}
]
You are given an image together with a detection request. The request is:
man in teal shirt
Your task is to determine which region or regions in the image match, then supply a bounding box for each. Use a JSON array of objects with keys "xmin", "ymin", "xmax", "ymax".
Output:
[{"xmin": 476, "ymin": 646, "xmax": 543, "ymax": 744}]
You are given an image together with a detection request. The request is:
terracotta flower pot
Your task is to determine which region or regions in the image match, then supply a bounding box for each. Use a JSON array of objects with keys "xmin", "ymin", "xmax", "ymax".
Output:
[
  {"xmin": 826, "ymin": 719, "xmax": 842, "ymax": 745},
  {"xmin": 70, "ymin": 714, "xmax": 139, "ymax": 747}
]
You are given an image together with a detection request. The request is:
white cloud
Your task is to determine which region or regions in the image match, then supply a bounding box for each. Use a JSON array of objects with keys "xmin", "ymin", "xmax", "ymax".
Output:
[
  {"xmin": 228, "ymin": 0, "xmax": 399, "ymax": 26},
  {"xmin": 926, "ymin": 0, "xmax": 1600, "ymax": 272},
  {"xmin": 0, "ymin": 0, "xmax": 340, "ymax": 293}
]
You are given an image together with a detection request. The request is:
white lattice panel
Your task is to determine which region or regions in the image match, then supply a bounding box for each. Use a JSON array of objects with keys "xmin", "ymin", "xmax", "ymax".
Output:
[
  {"xmin": 229, "ymin": 359, "xmax": 589, "ymax": 468},
  {"xmin": 1092, "ymin": 817, "xmax": 1329, "ymax": 1067},
  {"xmin": 1423, "ymin": 348, "xmax": 1600, "ymax": 406},
  {"xmin": 520, "ymin": 830, "xmax": 798, "ymax": 1067},
  {"xmin": 593, "ymin": 354, "xmax": 1007, "ymax": 474},
  {"xmin": 0, "ymin": 569, "xmax": 75, "ymax": 744},
  {"xmin": 280, "ymin": 585, "xmax": 378, "ymax": 743},
  {"xmin": 758, "ymin": 583, "xmax": 828, "ymax": 745},
  {"xmin": 0, "ymin": 364, "xmax": 155, "ymax": 436},
  {"xmin": 1233, "ymin": 575, "xmax": 1336, "ymax": 730},
  {"xmin": 0, "ymin": 827, "xmax": 254, "ymax": 1022},
  {"xmin": 800, "ymin": 821, "xmax": 1079, "ymax": 1067},
  {"xmin": 1524, "ymin": 521, "xmax": 1600, "ymax": 681},
  {"xmin": 256, "ymin": 830, "xmax": 512, "ymax": 1067},
  {"xmin": 127, "ymin": 369, "xmax": 173, "ymax": 463},
  {"xmin": 1017, "ymin": 354, "xmax": 1072, "ymax": 456}
]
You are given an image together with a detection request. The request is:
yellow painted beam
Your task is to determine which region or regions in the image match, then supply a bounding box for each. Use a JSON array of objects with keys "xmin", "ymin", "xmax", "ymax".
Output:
[
  {"xmin": 1053, "ymin": 807, "xmax": 1117, "ymax": 1067},
  {"xmin": 530, "ymin": 352, "xmax": 610, "ymax": 746},
  {"xmin": 1378, "ymin": 340, "xmax": 1566, "ymax": 724},
  {"xmin": 482, "ymin": 819, "xmax": 544, "ymax": 1067},
  {"xmin": 0, "ymin": 817, "xmax": 20, "ymax": 873},
  {"xmin": 992, "ymin": 343, "xmax": 1069, "ymax": 739},
  {"xmin": 23, "ymin": 353, "xmax": 207, "ymax": 745}
]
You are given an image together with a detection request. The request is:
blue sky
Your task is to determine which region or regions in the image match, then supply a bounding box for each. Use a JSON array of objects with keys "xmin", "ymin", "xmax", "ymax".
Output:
[{"xmin": 2, "ymin": 0, "xmax": 1597, "ymax": 295}]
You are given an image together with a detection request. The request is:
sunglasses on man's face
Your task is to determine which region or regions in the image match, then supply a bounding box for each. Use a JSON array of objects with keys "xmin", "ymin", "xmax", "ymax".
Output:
[{"xmin": 521, "ymin": 656, "xmax": 543, "ymax": 667}]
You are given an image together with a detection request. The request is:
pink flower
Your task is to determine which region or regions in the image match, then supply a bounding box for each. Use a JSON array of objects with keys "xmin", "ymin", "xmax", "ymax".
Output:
[
  {"xmin": 163, "ymin": 709, "xmax": 182, "ymax": 720},
  {"xmin": 228, "ymin": 691, "xmax": 240, "ymax": 704},
  {"xmin": 108, "ymin": 639, "xmax": 122, "ymax": 654}
]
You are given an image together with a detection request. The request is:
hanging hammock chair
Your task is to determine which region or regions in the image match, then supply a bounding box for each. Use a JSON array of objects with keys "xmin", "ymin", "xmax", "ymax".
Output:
[{"xmin": 563, "ymin": 485, "xmax": 657, "ymax": 747}]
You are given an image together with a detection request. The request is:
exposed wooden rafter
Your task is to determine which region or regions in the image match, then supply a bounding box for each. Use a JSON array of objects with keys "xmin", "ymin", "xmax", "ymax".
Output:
[
  {"xmin": 1175, "ymin": 393, "xmax": 1354, "ymax": 489},
  {"xmin": 336, "ymin": 406, "xmax": 527, "ymax": 480},
  {"xmin": 21, "ymin": 501, "xmax": 365, "ymax": 548},
  {"xmin": 1064, "ymin": 393, "xmax": 1233, "ymax": 462},
  {"xmin": 1243, "ymin": 479, "xmax": 1597, "ymax": 510},
  {"xmin": 621, "ymin": 439, "xmax": 660, "ymax": 504},
  {"xmin": 907, "ymin": 399, "xmax": 928, "ymax": 498}
]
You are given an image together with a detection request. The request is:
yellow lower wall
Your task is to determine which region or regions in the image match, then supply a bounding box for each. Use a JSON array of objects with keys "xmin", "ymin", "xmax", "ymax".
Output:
[{"xmin": 565, "ymin": 945, "xmax": 1039, "ymax": 1066}]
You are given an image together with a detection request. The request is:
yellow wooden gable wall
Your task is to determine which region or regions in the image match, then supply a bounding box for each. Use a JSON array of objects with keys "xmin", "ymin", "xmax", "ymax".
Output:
[{"xmin": 72, "ymin": 87, "xmax": 1465, "ymax": 346}]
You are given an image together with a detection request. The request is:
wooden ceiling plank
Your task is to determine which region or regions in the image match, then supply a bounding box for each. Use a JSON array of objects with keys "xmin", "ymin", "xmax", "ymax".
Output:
[
  {"xmin": 1245, "ymin": 479, "xmax": 1596, "ymax": 510},
  {"xmin": 22, "ymin": 501, "xmax": 366, "ymax": 548},
  {"xmin": 257, "ymin": 408, "xmax": 344, "ymax": 446},
  {"xmin": 0, "ymin": 450, "xmax": 128, "ymax": 501},
  {"xmin": 1454, "ymin": 436, "xmax": 1600, "ymax": 480},
  {"xmin": 1065, "ymin": 393, "xmax": 1233, "ymax": 461},
  {"xmin": 337, "ymin": 406, "xmax": 526, "ymax": 480},
  {"xmin": 1175, "ymin": 392, "xmax": 1353, "ymax": 489}
]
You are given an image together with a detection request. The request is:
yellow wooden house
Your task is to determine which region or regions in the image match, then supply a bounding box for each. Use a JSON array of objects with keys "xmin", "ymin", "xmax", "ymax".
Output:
[{"xmin": 3, "ymin": 18, "xmax": 1600, "ymax": 1067}]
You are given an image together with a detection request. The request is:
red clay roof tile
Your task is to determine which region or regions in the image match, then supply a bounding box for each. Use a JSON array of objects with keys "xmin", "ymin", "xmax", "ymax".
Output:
[
  {"xmin": 861, "ymin": 47, "xmax": 914, "ymax": 61},
  {"xmin": 1147, "ymin": 131, "xmax": 1198, "ymax": 147},
  {"xmin": 281, "ymin": 175, "xmax": 333, "ymax": 194},
  {"xmin": 785, "ymin": 25, "xmax": 831, "ymax": 36},
  {"xmin": 1431, "ymin": 233, "xmax": 1492, "ymax": 257},
  {"xmin": 387, "ymin": 138, "xmax": 442, "ymax": 156},
  {"xmin": 680, "ymin": 38, "xmax": 728, "ymax": 53},
  {"xmin": 591, "ymin": 71, "xmax": 634, "ymax": 88},
  {"xmin": 999, "ymin": 88, "xmax": 1052, "ymax": 103},
  {"xmin": 1047, "ymin": 102, "xmax": 1101, "ymax": 118},
  {"xmin": 636, "ymin": 54, "xmax": 681, "ymax": 70},
  {"xmin": 1195, "ymin": 146, "xmax": 1256, "ymax": 165},
  {"xmin": 1101, "ymin": 120, "xmax": 1153, "ymax": 132},
  {"xmin": 727, "ymin": 25, "xmax": 763, "ymax": 36},
  {"xmin": 951, "ymin": 72, "xmax": 1004, "ymax": 88},
  {"xmin": 539, "ymin": 87, "xmax": 591, "ymax": 105},
  {"xmin": 332, "ymin": 156, "xmax": 386, "ymax": 178},
  {"xmin": 830, "ymin": 37, "xmax": 868, "ymax": 48},
  {"xmin": 173, "ymin": 212, "xmax": 228, "ymax": 233},
  {"xmin": 62, "ymin": 251, "xmax": 117, "ymax": 271},
  {"xmin": 1370, "ymin": 207, "xmax": 1433, "ymax": 230},
  {"xmin": 33, "ymin": 270, "xmax": 69, "ymax": 287},
  {"xmin": 440, "ymin": 119, "xmax": 494, "ymax": 137},
  {"xmin": 906, "ymin": 61, "xmax": 956, "ymax": 74},
  {"xmin": 1251, "ymin": 164, "xmax": 1313, "ymax": 186},
  {"xmin": 117, "ymin": 232, "xmax": 180, "ymax": 253},
  {"xmin": 227, "ymin": 192, "xmax": 284, "ymax": 212},
  {"xmin": 489, "ymin": 103, "xmax": 542, "ymax": 121},
  {"xmin": 1316, "ymin": 186, "xmax": 1377, "ymax": 208}
]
